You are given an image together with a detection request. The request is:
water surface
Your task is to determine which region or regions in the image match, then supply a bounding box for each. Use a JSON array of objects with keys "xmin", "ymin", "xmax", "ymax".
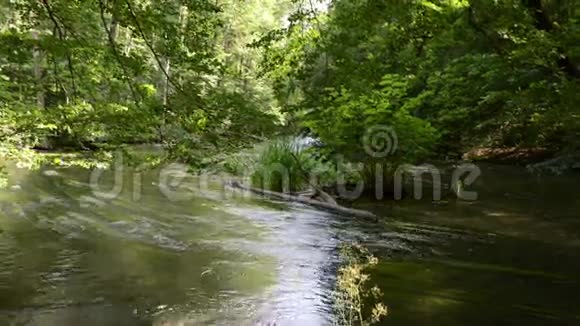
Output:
[{"xmin": 0, "ymin": 163, "xmax": 579, "ymax": 325}]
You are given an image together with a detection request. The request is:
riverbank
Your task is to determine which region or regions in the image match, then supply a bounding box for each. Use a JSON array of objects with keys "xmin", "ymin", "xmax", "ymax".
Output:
[
  {"xmin": 463, "ymin": 147, "xmax": 580, "ymax": 170},
  {"xmin": 463, "ymin": 147, "xmax": 555, "ymax": 164}
]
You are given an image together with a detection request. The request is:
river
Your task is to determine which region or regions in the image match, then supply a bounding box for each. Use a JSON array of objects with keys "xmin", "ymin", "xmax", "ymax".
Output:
[{"xmin": 0, "ymin": 162, "xmax": 579, "ymax": 325}]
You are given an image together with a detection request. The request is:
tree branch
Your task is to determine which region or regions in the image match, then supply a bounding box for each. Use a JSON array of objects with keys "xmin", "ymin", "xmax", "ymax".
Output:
[
  {"xmin": 123, "ymin": 0, "xmax": 207, "ymax": 111},
  {"xmin": 98, "ymin": 0, "xmax": 142, "ymax": 105},
  {"xmin": 40, "ymin": 0, "xmax": 77, "ymax": 96}
]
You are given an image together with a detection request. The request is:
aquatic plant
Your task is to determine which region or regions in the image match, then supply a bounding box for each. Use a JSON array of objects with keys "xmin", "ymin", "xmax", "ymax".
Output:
[{"xmin": 335, "ymin": 244, "xmax": 388, "ymax": 326}]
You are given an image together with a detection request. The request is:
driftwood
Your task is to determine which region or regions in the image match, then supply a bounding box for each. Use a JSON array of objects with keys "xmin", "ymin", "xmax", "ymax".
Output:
[
  {"xmin": 228, "ymin": 181, "xmax": 378, "ymax": 220},
  {"xmin": 289, "ymin": 152, "xmax": 338, "ymax": 206}
]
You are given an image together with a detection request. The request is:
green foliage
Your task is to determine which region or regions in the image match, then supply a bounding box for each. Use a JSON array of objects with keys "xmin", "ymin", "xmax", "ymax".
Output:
[
  {"xmin": 214, "ymin": 137, "xmax": 340, "ymax": 192},
  {"xmin": 258, "ymin": 0, "xmax": 580, "ymax": 162},
  {"xmin": 2, "ymin": 0, "xmax": 578, "ymax": 171},
  {"xmin": 221, "ymin": 152, "xmax": 257, "ymax": 176},
  {"xmin": 0, "ymin": 0, "xmax": 287, "ymax": 162},
  {"xmin": 250, "ymin": 139, "xmax": 312, "ymax": 192},
  {"xmin": 305, "ymin": 74, "xmax": 440, "ymax": 165}
]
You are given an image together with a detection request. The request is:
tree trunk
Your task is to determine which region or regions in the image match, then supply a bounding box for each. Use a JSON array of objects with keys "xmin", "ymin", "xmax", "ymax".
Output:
[
  {"xmin": 32, "ymin": 30, "xmax": 45, "ymax": 108},
  {"xmin": 228, "ymin": 181, "xmax": 379, "ymax": 220},
  {"xmin": 161, "ymin": 57, "xmax": 170, "ymax": 106},
  {"xmin": 110, "ymin": 14, "xmax": 119, "ymax": 43}
]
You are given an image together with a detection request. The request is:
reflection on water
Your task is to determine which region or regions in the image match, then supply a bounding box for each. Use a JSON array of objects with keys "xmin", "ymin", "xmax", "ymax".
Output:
[{"xmin": 0, "ymin": 163, "xmax": 579, "ymax": 325}]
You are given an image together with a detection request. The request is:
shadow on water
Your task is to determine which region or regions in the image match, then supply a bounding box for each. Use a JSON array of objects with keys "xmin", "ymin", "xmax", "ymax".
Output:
[
  {"xmin": 0, "ymin": 163, "xmax": 579, "ymax": 325},
  {"xmin": 356, "ymin": 163, "xmax": 580, "ymax": 325}
]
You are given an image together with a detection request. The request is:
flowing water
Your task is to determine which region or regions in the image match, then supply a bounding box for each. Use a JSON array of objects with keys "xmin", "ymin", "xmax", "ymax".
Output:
[{"xmin": 0, "ymin": 162, "xmax": 579, "ymax": 325}]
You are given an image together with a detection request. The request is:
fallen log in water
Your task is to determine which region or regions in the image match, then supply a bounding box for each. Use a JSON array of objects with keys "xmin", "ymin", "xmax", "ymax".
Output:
[{"xmin": 227, "ymin": 181, "xmax": 378, "ymax": 220}]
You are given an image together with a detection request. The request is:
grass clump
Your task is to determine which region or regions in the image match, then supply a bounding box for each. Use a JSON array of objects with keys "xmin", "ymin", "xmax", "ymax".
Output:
[
  {"xmin": 250, "ymin": 139, "xmax": 312, "ymax": 192},
  {"xmin": 219, "ymin": 138, "xmax": 337, "ymax": 193}
]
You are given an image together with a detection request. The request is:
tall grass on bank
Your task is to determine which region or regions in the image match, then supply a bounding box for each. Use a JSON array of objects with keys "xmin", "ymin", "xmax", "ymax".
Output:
[
  {"xmin": 250, "ymin": 139, "xmax": 312, "ymax": 192},
  {"xmin": 220, "ymin": 138, "xmax": 337, "ymax": 193}
]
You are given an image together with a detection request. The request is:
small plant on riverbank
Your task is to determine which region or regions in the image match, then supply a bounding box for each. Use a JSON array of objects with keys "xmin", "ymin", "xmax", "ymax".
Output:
[
  {"xmin": 219, "ymin": 138, "xmax": 350, "ymax": 193},
  {"xmin": 250, "ymin": 139, "xmax": 311, "ymax": 192},
  {"xmin": 335, "ymin": 244, "xmax": 388, "ymax": 326}
]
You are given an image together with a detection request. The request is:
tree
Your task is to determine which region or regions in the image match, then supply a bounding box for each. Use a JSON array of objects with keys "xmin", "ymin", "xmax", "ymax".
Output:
[
  {"xmin": 258, "ymin": 0, "xmax": 580, "ymax": 163},
  {"xmin": 0, "ymin": 0, "xmax": 289, "ymax": 162}
]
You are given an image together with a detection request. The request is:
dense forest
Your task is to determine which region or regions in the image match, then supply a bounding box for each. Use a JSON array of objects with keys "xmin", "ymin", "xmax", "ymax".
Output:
[
  {"xmin": 0, "ymin": 0, "xmax": 578, "ymax": 170},
  {"xmin": 261, "ymin": 0, "xmax": 579, "ymax": 166},
  {"xmin": 0, "ymin": 0, "xmax": 289, "ymax": 167}
]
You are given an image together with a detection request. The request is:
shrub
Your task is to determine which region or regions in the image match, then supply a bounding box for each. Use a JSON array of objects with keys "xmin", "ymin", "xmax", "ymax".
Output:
[{"xmin": 251, "ymin": 139, "xmax": 311, "ymax": 192}]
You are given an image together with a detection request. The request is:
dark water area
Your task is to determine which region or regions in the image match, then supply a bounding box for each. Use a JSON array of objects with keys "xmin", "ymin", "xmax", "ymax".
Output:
[
  {"xmin": 359, "ymin": 163, "xmax": 580, "ymax": 325},
  {"xmin": 0, "ymin": 162, "xmax": 579, "ymax": 325}
]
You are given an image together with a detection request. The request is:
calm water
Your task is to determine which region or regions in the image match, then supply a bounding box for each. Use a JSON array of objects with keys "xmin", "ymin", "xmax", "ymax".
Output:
[{"xmin": 0, "ymin": 162, "xmax": 579, "ymax": 325}]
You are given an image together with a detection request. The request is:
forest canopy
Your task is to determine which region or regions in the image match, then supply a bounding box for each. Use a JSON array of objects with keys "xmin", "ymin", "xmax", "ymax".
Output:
[
  {"xmin": 0, "ymin": 0, "xmax": 578, "ymax": 168},
  {"xmin": 259, "ymin": 0, "xmax": 579, "ymax": 163},
  {"xmin": 0, "ymin": 0, "xmax": 289, "ymax": 165}
]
